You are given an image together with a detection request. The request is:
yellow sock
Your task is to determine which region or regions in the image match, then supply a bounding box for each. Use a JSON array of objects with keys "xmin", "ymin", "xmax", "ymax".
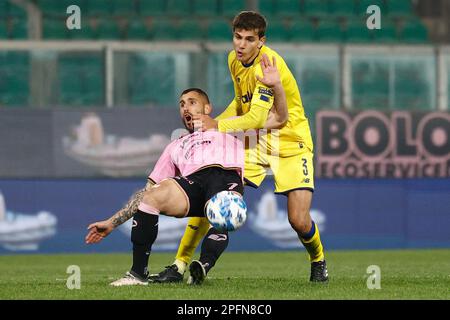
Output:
[
  {"xmin": 300, "ymin": 222, "xmax": 325, "ymax": 263},
  {"xmin": 174, "ymin": 216, "xmax": 210, "ymax": 269}
]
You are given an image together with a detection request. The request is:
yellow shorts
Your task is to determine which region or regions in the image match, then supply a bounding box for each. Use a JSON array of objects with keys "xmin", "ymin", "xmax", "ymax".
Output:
[{"xmin": 243, "ymin": 144, "xmax": 315, "ymax": 195}]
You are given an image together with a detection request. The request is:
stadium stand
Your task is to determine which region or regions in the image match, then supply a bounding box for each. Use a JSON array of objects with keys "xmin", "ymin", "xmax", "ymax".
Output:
[{"xmin": 0, "ymin": 0, "xmax": 438, "ymax": 109}]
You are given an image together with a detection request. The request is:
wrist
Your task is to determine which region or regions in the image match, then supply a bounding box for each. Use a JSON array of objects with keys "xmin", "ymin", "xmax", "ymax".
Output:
[{"xmin": 272, "ymin": 82, "xmax": 282, "ymax": 90}]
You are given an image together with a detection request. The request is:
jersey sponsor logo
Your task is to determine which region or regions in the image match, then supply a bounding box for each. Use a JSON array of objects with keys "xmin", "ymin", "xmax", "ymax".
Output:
[
  {"xmin": 258, "ymin": 87, "xmax": 274, "ymax": 97},
  {"xmin": 188, "ymin": 224, "xmax": 199, "ymax": 230}
]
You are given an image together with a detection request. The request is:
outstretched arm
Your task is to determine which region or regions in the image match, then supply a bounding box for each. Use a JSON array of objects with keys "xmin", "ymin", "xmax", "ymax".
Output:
[{"xmin": 85, "ymin": 179, "xmax": 154, "ymax": 244}]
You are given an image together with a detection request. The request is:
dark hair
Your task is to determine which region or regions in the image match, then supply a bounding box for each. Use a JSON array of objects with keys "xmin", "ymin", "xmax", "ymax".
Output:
[
  {"xmin": 180, "ymin": 88, "xmax": 210, "ymax": 103},
  {"xmin": 232, "ymin": 11, "xmax": 267, "ymax": 38}
]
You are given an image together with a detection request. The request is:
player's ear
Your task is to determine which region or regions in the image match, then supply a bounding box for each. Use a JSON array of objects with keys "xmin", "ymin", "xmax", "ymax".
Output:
[
  {"xmin": 258, "ymin": 36, "xmax": 266, "ymax": 49},
  {"xmin": 204, "ymin": 103, "xmax": 212, "ymax": 115}
]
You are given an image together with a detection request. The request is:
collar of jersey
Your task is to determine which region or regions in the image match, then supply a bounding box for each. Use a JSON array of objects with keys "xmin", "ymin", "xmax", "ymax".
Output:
[{"xmin": 241, "ymin": 49, "xmax": 261, "ymax": 68}]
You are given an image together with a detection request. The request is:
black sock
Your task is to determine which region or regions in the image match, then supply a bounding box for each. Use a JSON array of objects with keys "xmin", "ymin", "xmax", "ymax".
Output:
[
  {"xmin": 130, "ymin": 210, "xmax": 158, "ymax": 278},
  {"xmin": 199, "ymin": 227, "xmax": 229, "ymax": 274}
]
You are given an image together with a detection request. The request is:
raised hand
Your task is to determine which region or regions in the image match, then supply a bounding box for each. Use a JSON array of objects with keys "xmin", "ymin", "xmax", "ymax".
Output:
[{"xmin": 256, "ymin": 54, "xmax": 281, "ymax": 88}]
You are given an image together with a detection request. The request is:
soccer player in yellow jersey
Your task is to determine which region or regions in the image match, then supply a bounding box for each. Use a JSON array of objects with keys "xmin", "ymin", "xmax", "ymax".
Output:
[{"xmin": 150, "ymin": 11, "xmax": 328, "ymax": 284}]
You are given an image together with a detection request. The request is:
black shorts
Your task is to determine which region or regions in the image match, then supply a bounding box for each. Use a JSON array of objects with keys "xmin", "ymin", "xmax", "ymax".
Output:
[{"xmin": 171, "ymin": 166, "xmax": 244, "ymax": 217}]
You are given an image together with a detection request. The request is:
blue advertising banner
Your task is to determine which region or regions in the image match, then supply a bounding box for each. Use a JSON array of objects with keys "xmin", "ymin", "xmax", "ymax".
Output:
[{"xmin": 0, "ymin": 178, "xmax": 449, "ymax": 254}]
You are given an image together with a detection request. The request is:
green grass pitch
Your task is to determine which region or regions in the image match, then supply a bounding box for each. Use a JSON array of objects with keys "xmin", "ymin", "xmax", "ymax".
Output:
[{"xmin": 0, "ymin": 249, "xmax": 448, "ymax": 300}]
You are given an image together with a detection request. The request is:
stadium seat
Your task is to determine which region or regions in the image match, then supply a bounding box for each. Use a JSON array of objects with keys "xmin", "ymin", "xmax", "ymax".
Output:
[
  {"xmin": 290, "ymin": 20, "xmax": 315, "ymax": 42},
  {"xmin": 87, "ymin": 0, "xmax": 113, "ymax": 16},
  {"xmin": 0, "ymin": 52, "xmax": 29, "ymax": 107},
  {"xmin": 359, "ymin": 0, "xmax": 386, "ymax": 15},
  {"xmin": 400, "ymin": 20, "xmax": 428, "ymax": 43},
  {"xmin": 345, "ymin": 19, "xmax": 373, "ymax": 43},
  {"xmin": 112, "ymin": 0, "xmax": 137, "ymax": 16},
  {"xmin": 177, "ymin": 20, "xmax": 205, "ymax": 40},
  {"xmin": 126, "ymin": 20, "xmax": 150, "ymax": 40},
  {"xmin": 372, "ymin": 20, "xmax": 398, "ymax": 43},
  {"xmin": 351, "ymin": 60, "xmax": 389, "ymax": 109},
  {"xmin": 10, "ymin": 19, "xmax": 27, "ymax": 39},
  {"xmin": 220, "ymin": 0, "xmax": 245, "ymax": 18},
  {"xmin": 395, "ymin": 65, "xmax": 429, "ymax": 110},
  {"xmin": 274, "ymin": 0, "xmax": 301, "ymax": 17},
  {"xmin": 58, "ymin": 55, "xmax": 104, "ymax": 106},
  {"xmin": 68, "ymin": 20, "xmax": 96, "ymax": 39},
  {"xmin": 43, "ymin": 19, "xmax": 69, "ymax": 39},
  {"xmin": 0, "ymin": 0, "xmax": 9, "ymax": 19},
  {"xmin": 128, "ymin": 54, "xmax": 175, "ymax": 106},
  {"xmin": 166, "ymin": 0, "xmax": 192, "ymax": 17},
  {"xmin": 330, "ymin": 0, "xmax": 357, "ymax": 18},
  {"xmin": 258, "ymin": 0, "xmax": 274, "ymax": 18},
  {"xmin": 96, "ymin": 19, "xmax": 123, "ymax": 40},
  {"xmin": 316, "ymin": 21, "xmax": 343, "ymax": 43},
  {"xmin": 150, "ymin": 19, "xmax": 178, "ymax": 40},
  {"xmin": 265, "ymin": 20, "xmax": 289, "ymax": 42},
  {"xmin": 38, "ymin": 0, "xmax": 83, "ymax": 17},
  {"xmin": 138, "ymin": 0, "xmax": 166, "ymax": 16},
  {"xmin": 386, "ymin": 0, "xmax": 413, "ymax": 17},
  {"xmin": 192, "ymin": 0, "xmax": 218, "ymax": 17},
  {"xmin": 0, "ymin": 22, "xmax": 7, "ymax": 39},
  {"xmin": 207, "ymin": 19, "xmax": 231, "ymax": 42},
  {"xmin": 303, "ymin": 0, "xmax": 330, "ymax": 18},
  {"xmin": 7, "ymin": 2, "xmax": 27, "ymax": 18}
]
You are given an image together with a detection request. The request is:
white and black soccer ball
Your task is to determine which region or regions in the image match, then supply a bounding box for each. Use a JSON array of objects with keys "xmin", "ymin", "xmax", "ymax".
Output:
[{"xmin": 206, "ymin": 191, "xmax": 247, "ymax": 232}]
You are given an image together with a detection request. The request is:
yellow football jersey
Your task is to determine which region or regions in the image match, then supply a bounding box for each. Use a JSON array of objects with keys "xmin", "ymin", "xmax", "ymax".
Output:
[{"xmin": 217, "ymin": 46, "xmax": 314, "ymax": 156}]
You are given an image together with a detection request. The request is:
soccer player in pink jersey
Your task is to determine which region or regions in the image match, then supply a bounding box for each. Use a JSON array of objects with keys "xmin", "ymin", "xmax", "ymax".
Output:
[{"xmin": 85, "ymin": 62, "xmax": 288, "ymax": 285}]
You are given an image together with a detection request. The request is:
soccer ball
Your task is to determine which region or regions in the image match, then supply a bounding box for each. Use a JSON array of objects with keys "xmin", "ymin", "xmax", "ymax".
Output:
[{"xmin": 206, "ymin": 191, "xmax": 247, "ymax": 232}]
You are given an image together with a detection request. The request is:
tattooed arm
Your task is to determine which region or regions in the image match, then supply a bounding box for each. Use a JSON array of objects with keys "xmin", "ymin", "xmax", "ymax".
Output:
[{"xmin": 85, "ymin": 179, "xmax": 154, "ymax": 244}]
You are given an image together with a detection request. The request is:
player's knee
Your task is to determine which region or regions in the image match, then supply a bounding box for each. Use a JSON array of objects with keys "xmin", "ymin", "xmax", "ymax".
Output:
[
  {"xmin": 288, "ymin": 214, "xmax": 311, "ymax": 234},
  {"xmin": 141, "ymin": 190, "xmax": 162, "ymax": 210}
]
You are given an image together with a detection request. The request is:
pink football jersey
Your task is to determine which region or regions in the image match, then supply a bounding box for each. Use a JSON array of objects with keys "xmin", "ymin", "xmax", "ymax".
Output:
[{"xmin": 149, "ymin": 131, "xmax": 244, "ymax": 183}]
